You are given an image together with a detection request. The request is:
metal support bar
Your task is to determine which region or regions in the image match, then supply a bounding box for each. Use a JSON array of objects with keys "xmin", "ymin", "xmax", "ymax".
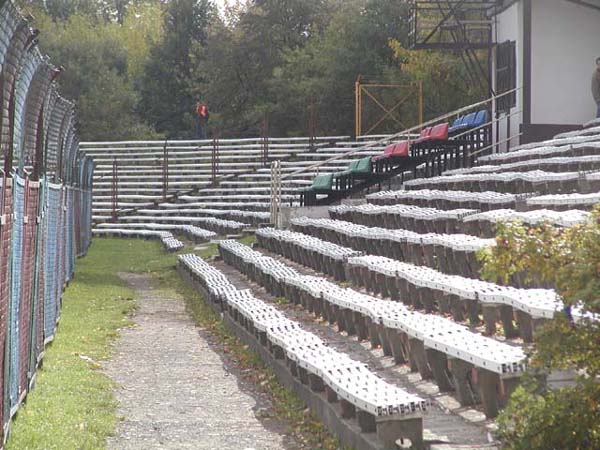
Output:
[
  {"xmin": 111, "ymin": 158, "xmax": 118, "ymax": 223},
  {"xmin": 162, "ymin": 139, "xmax": 169, "ymax": 201},
  {"xmin": 212, "ymin": 134, "xmax": 220, "ymax": 184},
  {"xmin": 261, "ymin": 117, "xmax": 269, "ymax": 167},
  {"xmin": 270, "ymin": 161, "xmax": 282, "ymax": 228},
  {"xmin": 308, "ymin": 103, "xmax": 318, "ymax": 152}
]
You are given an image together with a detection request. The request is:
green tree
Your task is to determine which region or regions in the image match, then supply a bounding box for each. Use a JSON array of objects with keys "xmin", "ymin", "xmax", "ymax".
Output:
[
  {"xmin": 24, "ymin": 6, "xmax": 161, "ymax": 140},
  {"xmin": 261, "ymin": 0, "xmax": 412, "ymax": 136},
  {"xmin": 478, "ymin": 209, "xmax": 600, "ymax": 450},
  {"xmin": 137, "ymin": 0, "xmax": 215, "ymax": 137}
]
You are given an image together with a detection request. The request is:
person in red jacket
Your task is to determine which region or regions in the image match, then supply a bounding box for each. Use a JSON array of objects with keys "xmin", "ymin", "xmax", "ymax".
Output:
[{"xmin": 194, "ymin": 101, "xmax": 210, "ymax": 139}]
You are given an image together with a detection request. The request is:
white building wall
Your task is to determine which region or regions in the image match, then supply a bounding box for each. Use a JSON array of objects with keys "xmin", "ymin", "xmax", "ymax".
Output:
[
  {"xmin": 531, "ymin": 0, "xmax": 600, "ymax": 125},
  {"xmin": 492, "ymin": 1, "xmax": 523, "ymax": 151}
]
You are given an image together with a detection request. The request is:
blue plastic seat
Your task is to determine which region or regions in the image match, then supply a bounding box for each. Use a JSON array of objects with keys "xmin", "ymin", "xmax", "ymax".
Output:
[
  {"xmin": 449, "ymin": 117, "xmax": 464, "ymax": 134},
  {"xmin": 461, "ymin": 112, "xmax": 477, "ymax": 128},
  {"xmin": 449, "ymin": 113, "xmax": 475, "ymax": 134},
  {"xmin": 473, "ymin": 110, "xmax": 489, "ymax": 128}
]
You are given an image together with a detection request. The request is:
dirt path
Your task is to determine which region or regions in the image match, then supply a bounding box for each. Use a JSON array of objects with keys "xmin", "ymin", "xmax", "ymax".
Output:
[{"xmin": 104, "ymin": 272, "xmax": 295, "ymax": 450}]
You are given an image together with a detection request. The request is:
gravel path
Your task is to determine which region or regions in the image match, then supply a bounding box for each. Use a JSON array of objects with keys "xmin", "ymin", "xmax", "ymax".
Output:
[{"xmin": 104, "ymin": 272, "xmax": 295, "ymax": 450}]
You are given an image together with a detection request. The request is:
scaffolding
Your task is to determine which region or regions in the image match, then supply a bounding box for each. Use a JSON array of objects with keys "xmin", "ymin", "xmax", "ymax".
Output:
[{"xmin": 408, "ymin": 0, "xmax": 498, "ymax": 94}]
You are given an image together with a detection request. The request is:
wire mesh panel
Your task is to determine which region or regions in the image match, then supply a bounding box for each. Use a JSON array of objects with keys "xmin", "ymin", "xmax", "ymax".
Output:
[
  {"xmin": 18, "ymin": 180, "xmax": 39, "ymax": 395},
  {"xmin": 8, "ymin": 175, "xmax": 25, "ymax": 414},
  {"xmin": 66, "ymin": 187, "xmax": 75, "ymax": 280},
  {"xmin": 74, "ymin": 189, "xmax": 81, "ymax": 256},
  {"xmin": 29, "ymin": 181, "xmax": 47, "ymax": 383},
  {"xmin": 43, "ymin": 185, "xmax": 60, "ymax": 344},
  {"xmin": 0, "ymin": 178, "xmax": 13, "ymax": 433},
  {"xmin": 55, "ymin": 188, "xmax": 65, "ymax": 323}
]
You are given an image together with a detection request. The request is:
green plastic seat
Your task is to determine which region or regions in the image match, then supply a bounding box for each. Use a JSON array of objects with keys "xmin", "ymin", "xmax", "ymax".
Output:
[
  {"xmin": 335, "ymin": 160, "xmax": 360, "ymax": 178},
  {"xmin": 351, "ymin": 157, "xmax": 372, "ymax": 174},
  {"xmin": 308, "ymin": 173, "xmax": 334, "ymax": 191}
]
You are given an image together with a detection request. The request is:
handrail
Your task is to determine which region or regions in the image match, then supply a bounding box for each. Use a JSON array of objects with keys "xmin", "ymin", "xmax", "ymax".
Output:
[{"xmin": 282, "ymin": 86, "xmax": 522, "ymax": 180}]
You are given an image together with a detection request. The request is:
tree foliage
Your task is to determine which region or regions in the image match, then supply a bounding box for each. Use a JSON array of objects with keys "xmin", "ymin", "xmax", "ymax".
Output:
[
  {"xmin": 137, "ymin": 0, "xmax": 215, "ymax": 137},
  {"xmin": 478, "ymin": 208, "xmax": 600, "ymax": 450},
  {"xmin": 16, "ymin": 0, "xmax": 486, "ymax": 139}
]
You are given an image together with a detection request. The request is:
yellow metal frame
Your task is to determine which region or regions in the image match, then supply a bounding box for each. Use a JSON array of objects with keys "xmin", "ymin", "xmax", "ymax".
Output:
[{"xmin": 355, "ymin": 77, "xmax": 423, "ymax": 137}]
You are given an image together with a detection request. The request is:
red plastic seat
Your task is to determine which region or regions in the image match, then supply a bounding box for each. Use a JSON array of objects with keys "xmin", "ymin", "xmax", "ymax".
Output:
[
  {"xmin": 413, "ymin": 127, "xmax": 432, "ymax": 144},
  {"xmin": 429, "ymin": 123, "xmax": 449, "ymax": 141},
  {"xmin": 373, "ymin": 141, "xmax": 409, "ymax": 161},
  {"xmin": 391, "ymin": 141, "xmax": 409, "ymax": 157}
]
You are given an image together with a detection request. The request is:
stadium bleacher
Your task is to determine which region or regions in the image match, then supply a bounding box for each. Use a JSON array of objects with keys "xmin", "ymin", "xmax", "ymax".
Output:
[{"xmin": 81, "ymin": 79, "xmax": 600, "ymax": 448}]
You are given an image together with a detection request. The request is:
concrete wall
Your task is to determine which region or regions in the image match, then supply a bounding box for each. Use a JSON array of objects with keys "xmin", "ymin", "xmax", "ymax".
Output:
[{"xmin": 531, "ymin": 0, "xmax": 600, "ymax": 126}]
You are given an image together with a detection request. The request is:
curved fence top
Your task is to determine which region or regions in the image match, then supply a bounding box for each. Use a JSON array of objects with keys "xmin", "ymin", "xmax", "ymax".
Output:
[{"xmin": 0, "ymin": 0, "xmax": 91, "ymax": 188}]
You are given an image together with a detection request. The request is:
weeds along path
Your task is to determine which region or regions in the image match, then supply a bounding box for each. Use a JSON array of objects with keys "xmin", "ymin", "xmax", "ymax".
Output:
[{"xmin": 105, "ymin": 272, "xmax": 291, "ymax": 450}]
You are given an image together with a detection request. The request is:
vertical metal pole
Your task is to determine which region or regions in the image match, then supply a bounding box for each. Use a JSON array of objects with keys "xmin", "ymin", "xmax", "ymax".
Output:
[
  {"xmin": 308, "ymin": 102, "xmax": 317, "ymax": 152},
  {"xmin": 355, "ymin": 80, "xmax": 361, "ymax": 137},
  {"xmin": 418, "ymin": 81, "xmax": 424, "ymax": 126},
  {"xmin": 162, "ymin": 139, "xmax": 169, "ymax": 201},
  {"xmin": 262, "ymin": 117, "xmax": 269, "ymax": 167},
  {"xmin": 111, "ymin": 158, "xmax": 118, "ymax": 223},
  {"xmin": 212, "ymin": 133, "xmax": 220, "ymax": 184},
  {"xmin": 506, "ymin": 113, "xmax": 511, "ymax": 152},
  {"xmin": 270, "ymin": 160, "xmax": 282, "ymax": 228}
]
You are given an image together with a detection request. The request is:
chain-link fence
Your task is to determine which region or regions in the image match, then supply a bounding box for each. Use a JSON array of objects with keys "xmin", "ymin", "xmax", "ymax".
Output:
[{"xmin": 0, "ymin": 1, "xmax": 93, "ymax": 438}]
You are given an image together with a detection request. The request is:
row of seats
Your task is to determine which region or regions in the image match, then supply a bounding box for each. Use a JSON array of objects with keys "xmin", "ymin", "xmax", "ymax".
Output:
[
  {"xmin": 526, "ymin": 192, "xmax": 600, "ymax": 210},
  {"xmin": 373, "ymin": 110, "xmax": 489, "ymax": 169},
  {"xmin": 479, "ymin": 135, "xmax": 600, "ymax": 165},
  {"xmin": 95, "ymin": 223, "xmax": 216, "ymax": 243},
  {"xmin": 330, "ymin": 203, "xmax": 478, "ymax": 234},
  {"xmin": 368, "ymin": 189, "xmax": 522, "ymax": 211},
  {"xmin": 289, "ymin": 218, "xmax": 491, "ymax": 278},
  {"xmin": 302, "ymin": 110, "xmax": 491, "ymax": 200},
  {"xmin": 446, "ymin": 154, "xmax": 600, "ymax": 176},
  {"xmin": 92, "ymin": 229, "xmax": 184, "ymax": 252},
  {"xmin": 329, "ymin": 204, "xmax": 590, "ymax": 238},
  {"xmin": 110, "ymin": 215, "xmax": 250, "ymax": 235},
  {"xmin": 177, "ymin": 253, "xmax": 427, "ymax": 449},
  {"xmin": 219, "ymin": 240, "xmax": 526, "ymax": 419},
  {"xmin": 368, "ymin": 187, "xmax": 600, "ymax": 214},
  {"xmin": 255, "ymin": 228, "xmax": 362, "ymax": 281},
  {"xmin": 461, "ymin": 209, "xmax": 590, "ymax": 237},
  {"xmin": 98, "ymin": 205, "xmax": 269, "ymax": 227},
  {"xmin": 253, "ymin": 228, "xmax": 588, "ymax": 343},
  {"xmin": 373, "ymin": 124, "xmax": 449, "ymax": 163},
  {"xmin": 449, "ymin": 110, "xmax": 489, "ymax": 135},
  {"xmin": 403, "ymin": 170, "xmax": 594, "ymax": 195}
]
